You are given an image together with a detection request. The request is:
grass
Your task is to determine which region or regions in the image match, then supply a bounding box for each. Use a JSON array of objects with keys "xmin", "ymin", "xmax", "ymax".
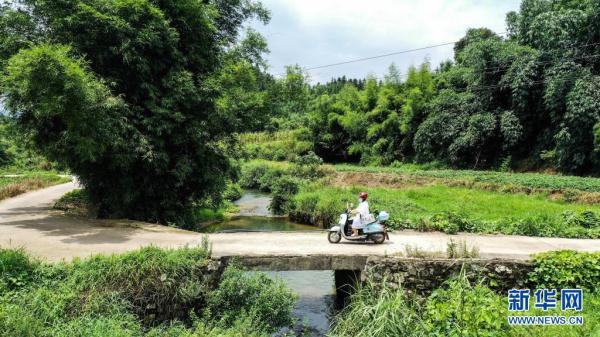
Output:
[
  {"xmin": 290, "ymin": 183, "xmax": 600, "ymax": 237},
  {"xmin": 238, "ymin": 160, "xmax": 600, "ymax": 237},
  {"xmin": 0, "ymin": 246, "xmax": 296, "ymax": 337},
  {"xmin": 0, "ymin": 171, "xmax": 70, "ymax": 201},
  {"xmin": 330, "ymin": 269, "xmax": 600, "ymax": 337}
]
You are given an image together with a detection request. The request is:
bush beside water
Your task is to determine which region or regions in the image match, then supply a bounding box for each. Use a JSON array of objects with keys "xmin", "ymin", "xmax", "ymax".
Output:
[{"xmin": 0, "ymin": 246, "xmax": 295, "ymax": 337}]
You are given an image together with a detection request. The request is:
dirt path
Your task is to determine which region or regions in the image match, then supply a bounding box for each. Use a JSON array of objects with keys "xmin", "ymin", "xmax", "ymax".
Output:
[{"xmin": 1, "ymin": 183, "xmax": 600, "ymax": 262}]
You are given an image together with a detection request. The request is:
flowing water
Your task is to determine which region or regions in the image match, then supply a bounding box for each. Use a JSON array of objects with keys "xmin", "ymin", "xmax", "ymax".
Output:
[
  {"xmin": 199, "ymin": 216, "xmax": 318, "ymax": 233},
  {"xmin": 198, "ymin": 191, "xmax": 336, "ymax": 336}
]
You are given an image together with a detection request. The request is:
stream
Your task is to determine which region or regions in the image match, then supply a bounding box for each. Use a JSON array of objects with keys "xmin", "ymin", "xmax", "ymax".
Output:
[{"xmin": 197, "ymin": 191, "xmax": 336, "ymax": 336}]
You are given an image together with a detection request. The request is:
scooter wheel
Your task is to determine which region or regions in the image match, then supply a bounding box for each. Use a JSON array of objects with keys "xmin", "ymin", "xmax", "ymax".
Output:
[
  {"xmin": 371, "ymin": 233, "xmax": 385, "ymax": 244},
  {"xmin": 328, "ymin": 231, "xmax": 341, "ymax": 243}
]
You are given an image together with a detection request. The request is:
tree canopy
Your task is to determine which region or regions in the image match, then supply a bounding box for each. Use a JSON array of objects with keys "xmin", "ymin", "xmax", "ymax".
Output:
[
  {"xmin": 0, "ymin": 0, "xmax": 269, "ymax": 224},
  {"xmin": 272, "ymin": 0, "xmax": 600, "ymax": 174}
]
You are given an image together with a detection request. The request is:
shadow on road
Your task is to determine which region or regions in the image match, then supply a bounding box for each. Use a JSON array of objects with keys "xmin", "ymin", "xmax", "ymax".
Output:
[{"xmin": 2, "ymin": 214, "xmax": 138, "ymax": 244}]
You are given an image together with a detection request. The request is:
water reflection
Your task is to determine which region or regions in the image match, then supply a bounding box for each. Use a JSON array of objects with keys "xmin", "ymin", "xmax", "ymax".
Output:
[
  {"xmin": 234, "ymin": 190, "xmax": 273, "ymax": 217},
  {"xmin": 266, "ymin": 271, "xmax": 336, "ymax": 337},
  {"xmin": 198, "ymin": 216, "xmax": 318, "ymax": 233}
]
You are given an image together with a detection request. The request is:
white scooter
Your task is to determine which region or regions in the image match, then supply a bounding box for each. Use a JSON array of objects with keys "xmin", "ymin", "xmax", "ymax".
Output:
[{"xmin": 327, "ymin": 209, "xmax": 389, "ymax": 244}]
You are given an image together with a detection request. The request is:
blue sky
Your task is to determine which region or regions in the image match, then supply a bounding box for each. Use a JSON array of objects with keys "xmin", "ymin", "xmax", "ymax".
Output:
[{"xmin": 250, "ymin": 0, "xmax": 522, "ymax": 83}]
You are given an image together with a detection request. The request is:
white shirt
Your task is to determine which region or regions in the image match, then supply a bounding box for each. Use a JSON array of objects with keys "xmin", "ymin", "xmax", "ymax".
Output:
[{"xmin": 356, "ymin": 201, "xmax": 370, "ymax": 220}]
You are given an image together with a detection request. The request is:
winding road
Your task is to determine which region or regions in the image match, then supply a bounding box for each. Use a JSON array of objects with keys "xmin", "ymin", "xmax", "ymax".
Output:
[{"xmin": 1, "ymin": 182, "xmax": 600, "ymax": 262}]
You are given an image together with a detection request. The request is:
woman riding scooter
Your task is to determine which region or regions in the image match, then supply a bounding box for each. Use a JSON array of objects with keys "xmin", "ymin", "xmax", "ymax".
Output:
[
  {"xmin": 351, "ymin": 192, "xmax": 371, "ymax": 236},
  {"xmin": 327, "ymin": 191, "xmax": 387, "ymax": 244}
]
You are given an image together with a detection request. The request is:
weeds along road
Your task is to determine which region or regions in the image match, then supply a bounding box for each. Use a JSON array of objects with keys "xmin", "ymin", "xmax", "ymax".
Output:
[{"xmin": 1, "ymin": 182, "xmax": 600, "ymax": 262}]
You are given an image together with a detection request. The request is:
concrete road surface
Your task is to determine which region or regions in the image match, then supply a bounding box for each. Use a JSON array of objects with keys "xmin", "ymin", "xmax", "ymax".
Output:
[
  {"xmin": 0, "ymin": 182, "xmax": 201, "ymax": 262},
  {"xmin": 1, "ymin": 182, "xmax": 600, "ymax": 262}
]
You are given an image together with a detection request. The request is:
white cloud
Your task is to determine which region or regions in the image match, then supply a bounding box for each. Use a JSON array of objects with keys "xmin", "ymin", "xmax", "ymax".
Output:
[{"xmin": 251, "ymin": 0, "xmax": 521, "ymax": 82}]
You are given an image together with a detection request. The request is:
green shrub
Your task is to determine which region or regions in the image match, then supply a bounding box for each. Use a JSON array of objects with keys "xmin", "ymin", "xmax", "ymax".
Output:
[
  {"xmin": 239, "ymin": 161, "xmax": 289, "ymax": 192},
  {"xmin": 193, "ymin": 208, "xmax": 223, "ymax": 225},
  {"xmin": 0, "ymin": 247, "xmax": 295, "ymax": 337},
  {"xmin": 53, "ymin": 189, "xmax": 90, "ymax": 215},
  {"xmin": 223, "ymin": 183, "xmax": 243, "ymax": 202},
  {"xmin": 563, "ymin": 210, "xmax": 600, "ymax": 229},
  {"xmin": 429, "ymin": 213, "xmax": 461, "ymax": 234},
  {"xmin": 65, "ymin": 246, "xmax": 214, "ymax": 323},
  {"xmin": 205, "ymin": 267, "xmax": 296, "ymax": 333},
  {"xmin": 269, "ymin": 176, "xmax": 300, "ymax": 215},
  {"xmin": 423, "ymin": 275, "xmax": 508, "ymax": 337},
  {"xmin": 529, "ymin": 251, "xmax": 600, "ymax": 292},
  {"xmin": 0, "ymin": 248, "xmax": 39, "ymax": 293}
]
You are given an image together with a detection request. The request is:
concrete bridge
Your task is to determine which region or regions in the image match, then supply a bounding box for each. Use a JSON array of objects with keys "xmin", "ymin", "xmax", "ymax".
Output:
[{"xmin": 216, "ymin": 254, "xmax": 533, "ymax": 296}]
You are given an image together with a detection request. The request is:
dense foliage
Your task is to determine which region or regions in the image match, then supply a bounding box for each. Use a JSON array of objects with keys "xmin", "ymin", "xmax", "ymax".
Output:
[
  {"xmin": 0, "ymin": 247, "xmax": 295, "ymax": 337},
  {"xmin": 529, "ymin": 250, "xmax": 600, "ymax": 292},
  {"xmin": 243, "ymin": 0, "xmax": 600, "ymax": 176},
  {"xmin": 0, "ymin": 0, "xmax": 270, "ymax": 225},
  {"xmin": 331, "ymin": 251, "xmax": 600, "ymax": 337}
]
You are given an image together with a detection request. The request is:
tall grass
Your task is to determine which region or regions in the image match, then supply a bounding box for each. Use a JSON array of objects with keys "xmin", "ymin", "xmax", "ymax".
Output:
[
  {"xmin": 330, "ymin": 279, "xmax": 425, "ymax": 337},
  {"xmin": 0, "ymin": 246, "xmax": 296, "ymax": 337},
  {"xmin": 290, "ymin": 183, "xmax": 600, "ymax": 237},
  {"xmin": 331, "ymin": 270, "xmax": 600, "ymax": 337}
]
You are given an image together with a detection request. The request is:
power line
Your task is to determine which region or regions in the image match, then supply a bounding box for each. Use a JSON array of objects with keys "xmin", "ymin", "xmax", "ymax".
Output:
[
  {"xmin": 274, "ymin": 9, "xmax": 600, "ymax": 79},
  {"xmin": 274, "ymin": 31, "xmax": 508, "ymax": 77},
  {"xmin": 281, "ymin": 37, "xmax": 600, "ymax": 82},
  {"xmin": 311, "ymin": 52, "xmax": 600, "ymax": 85},
  {"xmin": 306, "ymin": 39, "xmax": 600, "ymax": 85}
]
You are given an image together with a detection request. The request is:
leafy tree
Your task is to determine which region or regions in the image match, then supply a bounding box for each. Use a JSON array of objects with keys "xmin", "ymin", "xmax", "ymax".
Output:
[
  {"xmin": 555, "ymin": 76, "xmax": 600, "ymax": 173},
  {"xmin": 268, "ymin": 65, "xmax": 311, "ymax": 130},
  {"xmin": 212, "ymin": 29, "xmax": 273, "ymax": 132},
  {"xmin": 299, "ymin": 0, "xmax": 600, "ymax": 175},
  {"xmin": 0, "ymin": 0, "xmax": 269, "ymax": 225},
  {"xmin": 308, "ymin": 84, "xmax": 365, "ymax": 162}
]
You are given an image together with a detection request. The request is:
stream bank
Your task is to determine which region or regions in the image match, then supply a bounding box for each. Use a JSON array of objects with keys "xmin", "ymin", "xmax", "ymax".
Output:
[{"xmin": 199, "ymin": 191, "xmax": 336, "ymax": 336}]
